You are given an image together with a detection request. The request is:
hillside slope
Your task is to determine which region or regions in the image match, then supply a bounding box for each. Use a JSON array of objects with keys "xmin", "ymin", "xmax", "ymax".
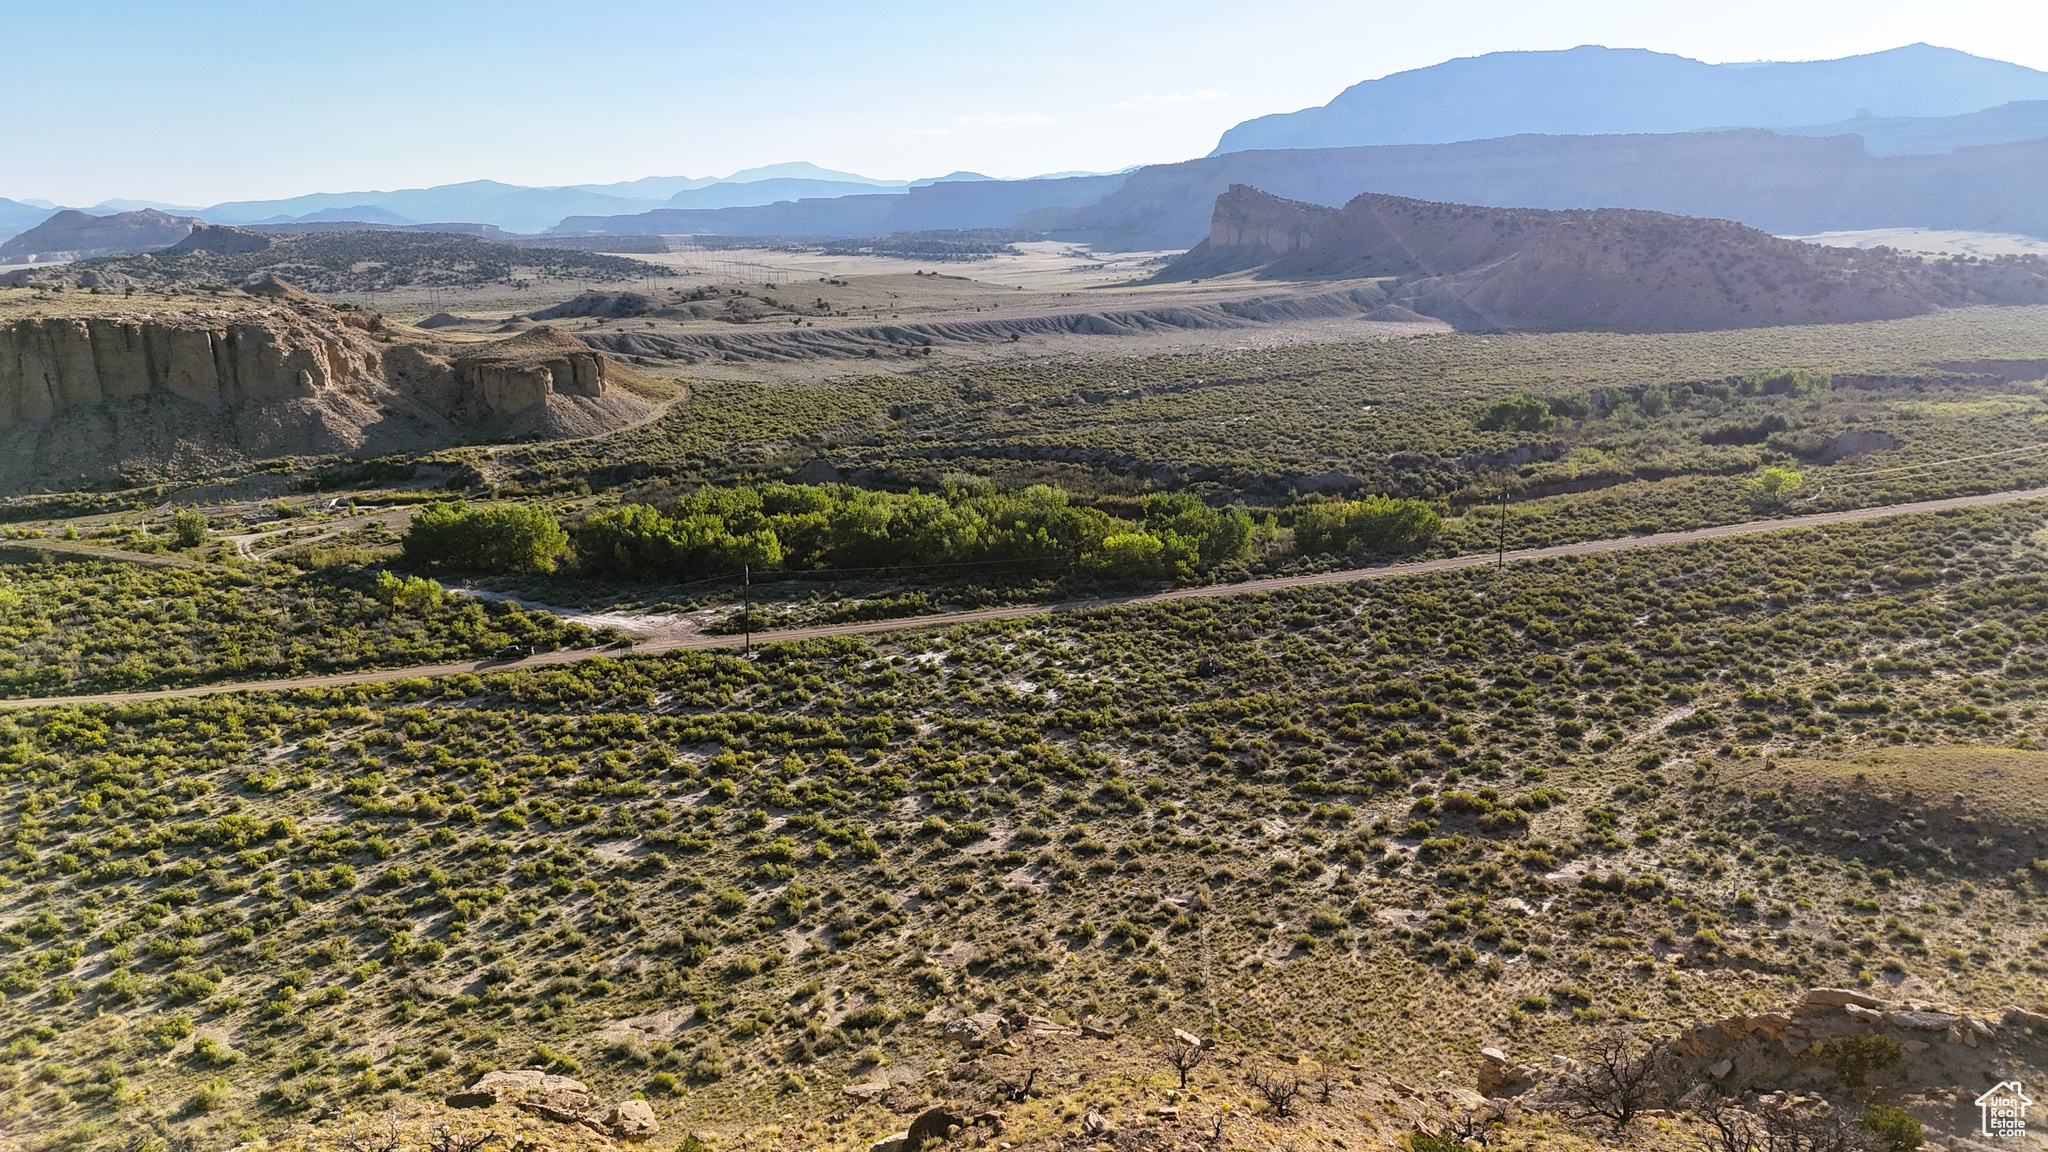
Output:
[
  {"xmin": 1042, "ymin": 131, "xmax": 2048, "ymax": 251},
  {"xmin": 1156, "ymin": 185, "xmax": 2048, "ymax": 330},
  {"xmin": 2, "ymin": 230, "xmax": 669, "ymax": 293},
  {"xmin": 0, "ymin": 209, "xmax": 196, "ymax": 264},
  {"xmin": 1215, "ymin": 42, "xmax": 2048, "ymax": 153}
]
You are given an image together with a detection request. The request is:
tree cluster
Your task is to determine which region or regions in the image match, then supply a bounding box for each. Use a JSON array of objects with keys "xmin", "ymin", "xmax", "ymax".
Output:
[{"xmin": 576, "ymin": 484, "xmax": 1254, "ymax": 582}]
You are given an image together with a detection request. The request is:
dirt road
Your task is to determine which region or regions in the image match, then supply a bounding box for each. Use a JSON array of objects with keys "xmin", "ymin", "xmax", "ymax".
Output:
[{"xmin": 7, "ymin": 484, "xmax": 2044, "ymax": 710}]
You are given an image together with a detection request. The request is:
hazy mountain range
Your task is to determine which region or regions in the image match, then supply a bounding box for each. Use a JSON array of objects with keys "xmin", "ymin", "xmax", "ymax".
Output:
[
  {"xmin": 1213, "ymin": 43, "xmax": 2048, "ymax": 153},
  {"xmin": 0, "ymin": 164, "xmax": 1020, "ymax": 240},
  {"xmin": 9, "ymin": 43, "xmax": 2048, "ymax": 254}
]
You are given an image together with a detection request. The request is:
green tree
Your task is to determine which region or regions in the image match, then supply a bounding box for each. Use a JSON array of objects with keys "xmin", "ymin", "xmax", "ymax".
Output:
[
  {"xmin": 1094, "ymin": 532, "xmax": 1169, "ymax": 579},
  {"xmin": 1749, "ymin": 466, "xmax": 1803, "ymax": 503},
  {"xmin": 401, "ymin": 502, "xmax": 568, "ymax": 574},
  {"xmin": 1293, "ymin": 496, "xmax": 1442, "ymax": 556},
  {"xmin": 171, "ymin": 510, "xmax": 209, "ymax": 549}
]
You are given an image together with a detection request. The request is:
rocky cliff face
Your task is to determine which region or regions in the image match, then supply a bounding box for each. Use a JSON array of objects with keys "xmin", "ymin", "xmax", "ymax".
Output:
[
  {"xmin": 1208, "ymin": 184, "xmax": 1332, "ymax": 254},
  {"xmin": 1155, "ymin": 185, "xmax": 2048, "ymax": 330},
  {"xmin": 0, "ymin": 306, "xmax": 380, "ymax": 429},
  {"xmin": 0, "ymin": 282, "xmax": 655, "ymax": 490}
]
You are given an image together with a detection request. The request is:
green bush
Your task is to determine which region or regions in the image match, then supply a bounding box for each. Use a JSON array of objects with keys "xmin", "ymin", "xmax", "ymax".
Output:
[
  {"xmin": 1293, "ymin": 496, "xmax": 1441, "ymax": 556},
  {"xmin": 1741, "ymin": 368, "xmax": 1832, "ymax": 397},
  {"xmin": 372, "ymin": 571, "xmax": 446, "ymax": 611},
  {"xmin": 1478, "ymin": 392, "xmax": 1555, "ymax": 432},
  {"xmin": 401, "ymin": 502, "xmax": 568, "ymax": 574},
  {"xmin": 1749, "ymin": 466, "xmax": 1804, "ymax": 502},
  {"xmin": 1812, "ymin": 1032, "xmax": 1903, "ymax": 1088},
  {"xmin": 1859, "ymin": 1105, "xmax": 1924, "ymax": 1152},
  {"xmin": 171, "ymin": 510, "xmax": 210, "ymax": 549}
]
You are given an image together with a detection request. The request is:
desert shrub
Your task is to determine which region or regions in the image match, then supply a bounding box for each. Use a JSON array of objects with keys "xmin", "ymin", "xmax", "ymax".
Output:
[
  {"xmin": 1749, "ymin": 466, "xmax": 1803, "ymax": 502},
  {"xmin": 1741, "ymin": 368, "xmax": 1831, "ymax": 397},
  {"xmin": 1811, "ymin": 1033, "xmax": 1903, "ymax": 1088},
  {"xmin": 1859, "ymin": 1105, "xmax": 1923, "ymax": 1152},
  {"xmin": 1478, "ymin": 392, "xmax": 1555, "ymax": 432},
  {"xmin": 371, "ymin": 570, "xmax": 446, "ymax": 611}
]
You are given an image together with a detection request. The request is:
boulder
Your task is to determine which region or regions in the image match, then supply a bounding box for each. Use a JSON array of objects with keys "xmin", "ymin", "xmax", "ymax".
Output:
[
  {"xmin": 1890, "ymin": 1011, "xmax": 1958, "ymax": 1031},
  {"xmin": 1442, "ymin": 1087, "xmax": 1489, "ymax": 1110},
  {"xmin": 2003, "ymin": 1006, "xmax": 2048, "ymax": 1031},
  {"xmin": 1746, "ymin": 1012, "xmax": 1792, "ymax": 1039},
  {"xmin": 843, "ymin": 1082, "xmax": 892, "ymax": 1103},
  {"xmin": 908, "ymin": 1107, "xmax": 967, "ymax": 1146},
  {"xmin": 1172, "ymin": 1028, "xmax": 1209, "ymax": 1049},
  {"xmin": 1844, "ymin": 1004, "xmax": 1886, "ymax": 1023},
  {"xmin": 1476, "ymin": 1048, "xmax": 1542, "ymax": 1098},
  {"xmin": 596, "ymin": 1099, "xmax": 662, "ymax": 1141},
  {"xmin": 870, "ymin": 1133, "xmax": 910, "ymax": 1152},
  {"xmin": 945, "ymin": 1010, "xmax": 1009, "ymax": 1048},
  {"xmin": 1081, "ymin": 1112, "xmax": 1113, "ymax": 1136},
  {"xmin": 1710, "ymin": 1059, "xmax": 1734, "ymax": 1079},
  {"xmin": 447, "ymin": 1069, "xmax": 593, "ymax": 1114},
  {"xmin": 1801, "ymin": 988, "xmax": 1884, "ymax": 1010}
]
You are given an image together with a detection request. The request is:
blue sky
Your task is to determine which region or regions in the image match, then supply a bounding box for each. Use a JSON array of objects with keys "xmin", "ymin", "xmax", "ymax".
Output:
[{"xmin": 8, "ymin": 0, "xmax": 2045, "ymax": 205}]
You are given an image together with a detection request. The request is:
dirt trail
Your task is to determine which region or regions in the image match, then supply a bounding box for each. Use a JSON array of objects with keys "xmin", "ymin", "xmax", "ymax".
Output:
[{"xmin": 6, "ymin": 484, "xmax": 2045, "ymax": 710}]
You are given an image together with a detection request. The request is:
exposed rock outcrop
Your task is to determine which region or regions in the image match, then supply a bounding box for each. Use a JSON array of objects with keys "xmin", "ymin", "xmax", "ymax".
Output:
[
  {"xmin": 0, "ymin": 282, "xmax": 659, "ymax": 490},
  {"xmin": 162, "ymin": 224, "xmax": 273, "ymax": 257},
  {"xmin": 447, "ymin": 1069, "xmax": 662, "ymax": 1140},
  {"xmin": 0, "ymin": 306, "xmax": 378, "ymax": 428},
  {"xmin": 1154, "ymin": 185, "xmax": 2048, "ymax": 331}
]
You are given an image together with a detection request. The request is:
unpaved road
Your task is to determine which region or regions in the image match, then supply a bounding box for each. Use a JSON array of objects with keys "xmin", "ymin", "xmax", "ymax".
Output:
[{"xmin": 7, "ymin": 485, "xmax": 2045, "ymax": 710}]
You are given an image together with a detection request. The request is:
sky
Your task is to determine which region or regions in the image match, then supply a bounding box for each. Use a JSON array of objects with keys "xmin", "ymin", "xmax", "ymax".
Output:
[{"xmin": 7, "ymin": 0, "xmax": 2048, "ymax": 206}]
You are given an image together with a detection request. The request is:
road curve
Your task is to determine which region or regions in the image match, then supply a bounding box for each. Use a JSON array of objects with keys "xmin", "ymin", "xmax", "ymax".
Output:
[{"xmin": 8, "ymin": 484, "xmax": 2047, "ymax": 710}]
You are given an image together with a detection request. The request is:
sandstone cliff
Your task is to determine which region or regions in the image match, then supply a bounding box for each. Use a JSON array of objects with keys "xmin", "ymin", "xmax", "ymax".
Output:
[
  {"xmin": 1155, "ymin": 186, "xmax": 2048, "ymax": 330},
  {"xmin": 0, "ymin": 281, "xmax": 658, "ymax": 490},
  {"xmin": 0, "ymin": 305, "xmax": 379, "ymax": 429}
]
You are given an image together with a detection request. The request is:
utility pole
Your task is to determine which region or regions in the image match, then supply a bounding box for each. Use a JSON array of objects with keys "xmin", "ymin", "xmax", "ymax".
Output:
[
  {"xmin": 742, "ymin": 563, "xmax": 752, "ymax": 655},
  {"xmin": 1497, "ymin": 488, "xmax": 1510, "ymax": 570}
]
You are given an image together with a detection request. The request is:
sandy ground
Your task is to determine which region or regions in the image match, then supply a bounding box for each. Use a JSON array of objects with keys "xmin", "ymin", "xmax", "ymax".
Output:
[{"xmin": 353, "ymin": 243, "xmax": 1453, "ymax": 382}]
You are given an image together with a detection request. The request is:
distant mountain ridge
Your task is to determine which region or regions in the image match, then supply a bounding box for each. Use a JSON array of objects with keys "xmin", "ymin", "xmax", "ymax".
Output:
[
  {"xmin": 1773, "ymin": 100, "xmax": 2048, "ymax": 156},
  {"xmin": 1038, "ymin": 131, "xmax": 2048, "ymax": 251},
  {"xmin": 1215, "ymin": 43, "xmax": 2048, "ymax": 154},
  {"xmin": 553, "ymin": 173, "xmax": 1130, "ymax": 238},
  {"xmin": 0, "ymin": 209, "xmax": 195, "ymax": 264},
  {"xmin": 1156, "ymin": 184, "xmax": 2048, "ymax": 331}
]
